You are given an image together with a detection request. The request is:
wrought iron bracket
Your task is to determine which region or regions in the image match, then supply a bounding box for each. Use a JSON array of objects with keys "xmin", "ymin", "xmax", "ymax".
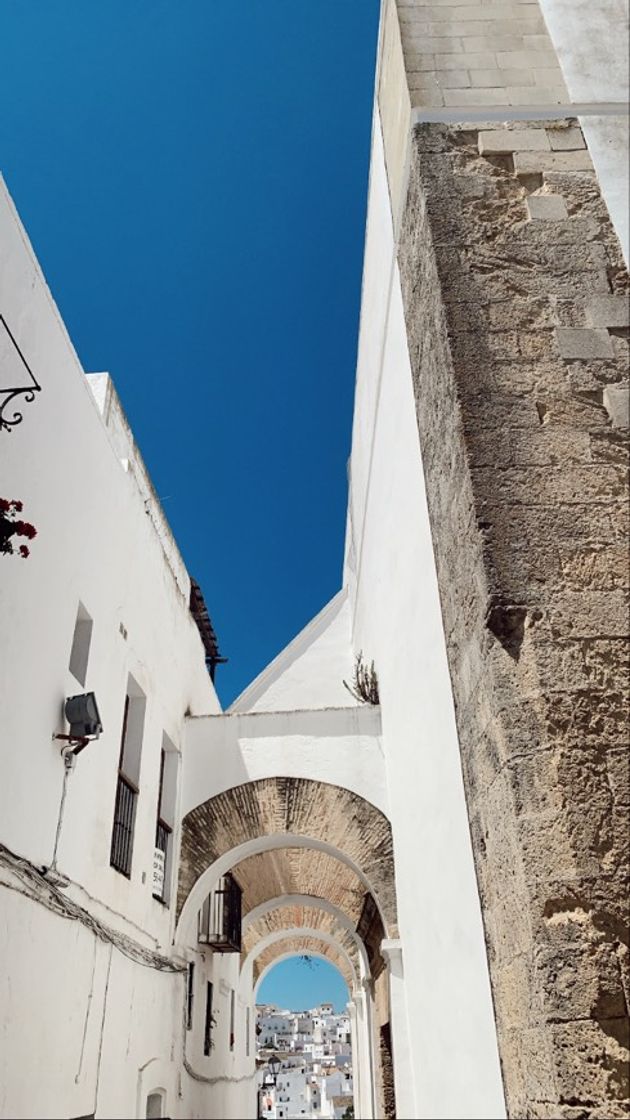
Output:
[{"xmin": 1, "ymin": 315, "xmax": 41, "ymax": 433}]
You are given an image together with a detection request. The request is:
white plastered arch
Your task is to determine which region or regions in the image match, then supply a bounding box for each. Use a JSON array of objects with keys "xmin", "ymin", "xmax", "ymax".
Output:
[
  {"xmin": 176, "ymin": 833, "xmax": 391, "ymax": 945},
  {"xmin": 253, "ymin": 950, "xmax": 354, "ymax": 1000},
  {"xmin": 242, "ymin": 893, "xmax": 370, "ymax": 976},
  {"xmin": 243, "ymin": 926, "xmax": 358, "ymax": 991}
]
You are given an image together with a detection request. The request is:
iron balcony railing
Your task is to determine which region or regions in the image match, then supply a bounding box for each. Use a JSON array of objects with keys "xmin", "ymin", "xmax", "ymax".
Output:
[
  {"xmin": 110, "ymin": 773, "xmax": 137, "ymax": 877},
  {"xmin": 198, "ymin": 873, "xmax": 242, "ymax": 951}
]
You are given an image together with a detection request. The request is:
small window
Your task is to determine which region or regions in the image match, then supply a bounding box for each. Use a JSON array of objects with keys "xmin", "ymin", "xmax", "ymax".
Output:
[
  {"xmin": 69, "ymin": 602, "xmax": 93, "ymax": 686},
  {"xmin": 186, "ymin": 962, "xmax": 195, "ymax": 1031},
  {"xmin": 203, "ymin": 981, "xmax": 213, "ymax": 1056},
  {"xmin": 110, "ymin": 676, "xmax": 146, "ymax": 877},
  {"xmin": 229, "ymin": 989, "xmax": 235, "ymax": 1051}
]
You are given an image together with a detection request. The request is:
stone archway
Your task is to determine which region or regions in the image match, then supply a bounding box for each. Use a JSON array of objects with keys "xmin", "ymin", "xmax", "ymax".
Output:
[
  {"xmin": 254, "ymin": 949, "xmax": 351, "ymax": 999},
  {"xmin": 233, "ymin": 847, "xmax": 368, "ymax": 929},
  {"xmin": 176, "ymin": 776, "xmax": 401, "ymax": 1120},
  {"xmin": 177, "ymin": 777, "xmax": 398, "ymax": 936},
  {"xmin": 245, "ymin": 928, "xmax": 358, "ymax": 991},
  {"xmin": 244, "ymin": 906, "xmax": 365, "ymax": 980}
]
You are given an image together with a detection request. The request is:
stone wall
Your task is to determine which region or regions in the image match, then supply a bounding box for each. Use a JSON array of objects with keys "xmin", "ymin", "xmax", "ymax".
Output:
[
  {"xmin": 398, "ymin": 117, "xmax": 629, "ymax": 1117},
  {"xmin": 397, "ymin": 0, "xmax": 569, "ymax": 110}
]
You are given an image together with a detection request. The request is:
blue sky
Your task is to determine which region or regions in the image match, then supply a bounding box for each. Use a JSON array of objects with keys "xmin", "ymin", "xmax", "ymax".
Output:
[
  {"xmin": 258, "ymin": 957, "xmax": 349, "ymax": 1014},
  {"xmin": 0, "ymin": 0, "xmax": 379, "ymax": 706}
]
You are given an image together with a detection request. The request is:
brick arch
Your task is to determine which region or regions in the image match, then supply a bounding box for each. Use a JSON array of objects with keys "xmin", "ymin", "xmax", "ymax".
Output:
[
  {"xmin": 252, "ymin": 934, "xmax": 355, "ymax": 990},
  {"xmin": 177, "ymin": 777, "xmax": 397, "ymax": 934},
  {"xmin": 233, "ymin": 847, "xmax": 367, "ymax": 927},
  {"xmin": 243, "ymin": 904, "xmax": 362, "ymax": 977}
]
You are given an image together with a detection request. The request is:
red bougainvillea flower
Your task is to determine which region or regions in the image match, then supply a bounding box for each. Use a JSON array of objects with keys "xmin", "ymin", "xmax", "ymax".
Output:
[
  {"xmin": 0, "ymin": 498, "xmax": 10, "ymax": 513},
  {"xmin": 18, "ymin": 545, "xmax": 30, "ymax": 558},
  {"xmin": 11, "ymin": 500, "xmax": 23, "ymax": 511},
  {"xmin": 14, "ymin": 521, "xmax": 37, "ymax": 539}
]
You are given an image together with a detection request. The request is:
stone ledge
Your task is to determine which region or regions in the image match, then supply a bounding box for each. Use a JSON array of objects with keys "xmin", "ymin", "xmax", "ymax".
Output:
[
  {"xmin": 555, "ymin": 328, "xmax": 614, "ymax": 360},
  {"xmin": 526, "ymin": 195, "xmax": 568, "ymax": 221}
]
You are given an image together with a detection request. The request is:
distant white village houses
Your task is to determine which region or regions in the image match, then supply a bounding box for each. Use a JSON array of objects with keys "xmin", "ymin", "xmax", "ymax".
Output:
[{"xmin": 257, "ymin": 1004, "xmax": 354, "ymax": 1120}]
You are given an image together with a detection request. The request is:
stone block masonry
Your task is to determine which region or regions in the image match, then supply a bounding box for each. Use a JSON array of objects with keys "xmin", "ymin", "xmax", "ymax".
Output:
[
  {"xmin": 398, "ymin": 118, "xmax": 629, "ymax": 1118},
  {"xmin": 397, "ymin": 0, "xmax": 569, "ymax": 109}
]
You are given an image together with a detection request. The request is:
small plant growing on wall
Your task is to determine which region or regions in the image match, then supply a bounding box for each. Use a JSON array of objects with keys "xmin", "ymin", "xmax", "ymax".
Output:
[
  {"xmin": 0, "ymin": 498, "xmax": 37, "ymax": 558},
  {"xmin": 343, "ymin": 652, "xmax": 379, "ymax": 705}
]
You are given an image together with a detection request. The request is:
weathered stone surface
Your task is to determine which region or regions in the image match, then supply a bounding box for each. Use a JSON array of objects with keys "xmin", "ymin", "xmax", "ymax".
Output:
[
  {"xmin": 514, "ymin": 149, "xmax": 594, "ymax": 173},
  {"xmin": 398, "ymin": 118, "xmax": 630, "ymax": 1119},
  {"xmin": 586, "ymin": 295, "xmax": 630, "ymax": 329},
  {"xmin": 603, "ymin": 384, "xmax": 630, "ymax": 429},
  {"xmin": 546, "ymin": 125, "xmax": 586, "ymax": 150},
  {"xmin": 527, "ymin": 194, "xmax": 569, "ymax": 220},
  {"xmin": 556, "ymin": 327, "xmax": 615, "ymax": 360},
  {"xmin": 479, "ymin": 128, "xmax": 551, "ymax": 154}
]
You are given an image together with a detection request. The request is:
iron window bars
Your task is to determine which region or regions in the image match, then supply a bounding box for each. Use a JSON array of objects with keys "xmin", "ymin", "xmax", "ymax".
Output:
[{"xmin": 110, "ymin": 696, "xmax": 137, "ymax": 877}]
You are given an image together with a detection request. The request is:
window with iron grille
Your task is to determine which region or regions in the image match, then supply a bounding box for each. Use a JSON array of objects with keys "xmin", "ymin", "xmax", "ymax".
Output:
[
  {"xmin": 203, "ymin": 981, "xmax": 213, "ymax": 1056},
  {"xmin": 110, "ymin": 677, "xmax": 145, "ymax": 877},
  {"xmin": 198, "ymin": 873, "xmax": 242, "ymax": 952}
]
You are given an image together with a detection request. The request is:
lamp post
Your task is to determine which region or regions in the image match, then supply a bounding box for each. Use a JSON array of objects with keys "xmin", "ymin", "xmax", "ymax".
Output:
[{"xmin": 258, "ymin": 1055, "xmax": 281, "ymax": 1120}]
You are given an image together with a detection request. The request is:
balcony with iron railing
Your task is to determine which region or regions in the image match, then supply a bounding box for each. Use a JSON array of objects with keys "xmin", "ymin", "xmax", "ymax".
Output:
[{"xmin": 198, "ymin": 872, "xmax": 242, "ymax": 951}]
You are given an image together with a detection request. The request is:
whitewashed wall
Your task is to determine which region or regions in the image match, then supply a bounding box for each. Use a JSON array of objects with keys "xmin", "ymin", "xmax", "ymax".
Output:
[
  {"xmin": 0, "ymin": 176, "xmax": 219, "ymax": 930},
  {"xmin": 0, "ymin": 178, "xmax": 245, "ymax": 1120},
  {"xmin": 0, "ymin": 890, "xmax": 183, "ymax": 1120},
  {"xmin": 182, "ymin": 949, "xmax": 257, "ymax": 1120},
  {"xmin": 344, "ymin": 109, "xmax": 507, "ymax": 1120}
]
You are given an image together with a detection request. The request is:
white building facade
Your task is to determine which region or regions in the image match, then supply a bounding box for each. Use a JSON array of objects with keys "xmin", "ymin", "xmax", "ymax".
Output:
[
  {"xmin": 0, "ymin": 1, "xmax": 628, "ymax": 1118},
  {"xmin": 256, "ymin": 1005, "xmax": 353, "ymax": 1120}
]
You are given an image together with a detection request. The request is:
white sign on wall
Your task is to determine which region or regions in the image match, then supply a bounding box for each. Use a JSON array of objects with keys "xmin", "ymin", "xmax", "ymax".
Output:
[{"xmin": 152, "ymin": 847, "xmax": 165, "ymax": 896}]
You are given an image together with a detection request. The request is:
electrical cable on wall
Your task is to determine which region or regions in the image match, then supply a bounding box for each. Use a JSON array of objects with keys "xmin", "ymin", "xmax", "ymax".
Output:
[
  {"xmin": 0, "ymin": 842, "xmax": 185, "ymax": 974},
  {"xmin": 49, "ymin": 762, "xmax": 71, "ymax": 874}
]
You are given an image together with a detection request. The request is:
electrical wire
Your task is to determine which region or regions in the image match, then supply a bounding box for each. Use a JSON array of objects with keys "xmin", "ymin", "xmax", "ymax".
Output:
[
  {"xmin": 50, "ymin": 762, "xmax": 71, "ymax": 871},
  {"xmin": 183, "ymin": 1057, "xmax": 257, "ymax": 1086},
  {"xmin": 0, "ymin": 842, "xmax": 185, "ymax": 974}
]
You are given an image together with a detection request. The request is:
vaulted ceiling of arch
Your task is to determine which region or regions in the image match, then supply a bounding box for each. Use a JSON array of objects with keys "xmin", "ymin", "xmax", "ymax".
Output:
[
  {"xmin": 178, "ymin": 777, "xmax": 397, "ymax": 933},
  {"xmin": 232, "ymin": 847, "xmax": 366, "ymax": 926},
  {"xmin": 253, "ymin": 936, "xmax": 354, "ymax": 990},
  {"xmin": 243, "ymin": 905, "xmax": 360, "ymax": 974}
]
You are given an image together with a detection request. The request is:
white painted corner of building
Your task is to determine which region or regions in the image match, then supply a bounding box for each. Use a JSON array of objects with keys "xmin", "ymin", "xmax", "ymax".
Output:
[{"xmin": 229, "ymin": 588, "xmax": 359, "ymax": 714}]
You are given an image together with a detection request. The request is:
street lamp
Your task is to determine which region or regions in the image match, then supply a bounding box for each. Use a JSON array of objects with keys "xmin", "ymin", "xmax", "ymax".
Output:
[{"xmin": 268, "ymin": 1056, "xmax": 280, "ymax": 1084}]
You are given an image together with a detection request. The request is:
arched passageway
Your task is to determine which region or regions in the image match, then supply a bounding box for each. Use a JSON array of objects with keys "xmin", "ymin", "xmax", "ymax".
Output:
[
  {"xmin": 255, "ymin": 954, "xmax": 355, "ymax": 1120},
  {"xmin": 177, "ymin": 777, "xmax": 398, "ymax": 935},
  {"xmin": 177, "ymin": 776, "xmax": 404, "ymax": 1120}
]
